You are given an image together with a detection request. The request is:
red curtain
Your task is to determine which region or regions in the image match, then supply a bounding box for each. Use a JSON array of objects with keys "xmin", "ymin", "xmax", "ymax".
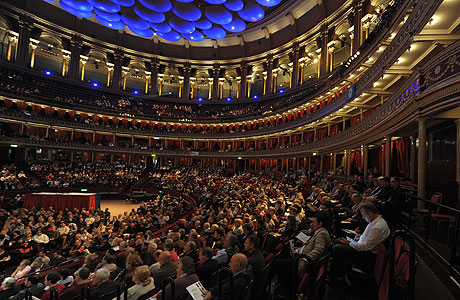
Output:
[{"xmin": 393, "ymin": 138, "xmax": 410, "ymax": 178}]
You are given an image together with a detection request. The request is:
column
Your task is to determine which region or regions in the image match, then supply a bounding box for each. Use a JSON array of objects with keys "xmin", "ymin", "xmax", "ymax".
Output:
[
  {"xmin": 80, "ymin": 55, "xmax": 88, "ymax": 81},
  {"xmin": 68, "ymin": 36, "xmax": 82, "ymax": 81},
  {"xmin": 182, "ymin": 64, "xmax": 191, "ymax": 99},
  {"xmin": 265, "ymin": 56, "xmax": 273, "ymax": 95},
  {"xmin": 291, "ymin": 44, "xmax": 300, "ymax": 88},
  {"xmin": 273, "ymin": 73, "xmax": 277, "ymax": 93},
  {"xmin": 6, "ymin": 32, "xmax": 18, "ymax": 62},
  {"xmin": 410, "ymin": 135, "xmax": 416, "ymax": 180},
  {"xmin": 346, "ymin": 149, "xmax": 351, "ymax": 176},
  {"xmin": 178, "ymin": 79, "xmax": 183, "ymax": 98},
  {"xmin": 363, "ymin": 144, "xmax": 369, "ymax": 178},
  {"xmin": 352, "ymin": 0, "xmax": 363, "ymax": 52},
  {"xmin": 328, "ymin": 46, "xmax": 335, "ymax": 73},
  {"xmin": 332, "ymin": 153, "xmax": 336, "ymax": 171},
  {"xmin": 456, "ymin": 119, "xmax": 460, "ymax": 206},
  {"xmin": 61, "ymin": 50, "xmax": 71, "ymax": 77},
  {"xmin": 29, "ymin": 39, "xmax": 39, "ymax": 68},
  {"xmin": 319, "ymin": 24, "xmax": 328, "ymax": 77},
  {"xmin": 417, "ymin": 118, "xmax": 426, "ymax": 202},
  {"xmin": 212, "ymin": 64, "xmax": 219, "ymax": 100},
  {"xmin": 122, "ymin": 66, "xmax": 129, "ymax": 90},
  {"xmin": 240, "ymin": 63, "xmax": 247, "ymax": 99},
  {"xmin": 105, "ymin": 63, "xmax": 113, "ymax": 87},
  {"xmin": 16, "ymin": 16, "xmax": 33, "ymax": 66},
  {"xmin": 145, "ymin": 72, "xmax": 151, "ymax": 94},
  {"xmin": 208, "ymin": 80, "xmax": 212, "ymax": 99},
  {"xmin": 319, "ymin": 155, "xmax": 324, "ymax": 174},
  {"xmin": 150, "ymin": 59, "xmax": 159, "ymax": 95},
  {"xmin": 385, "ymin": 136, "xmax": 391, "ymax": 177},
  {"xmin": 247, "ymin": 76, "xmax": 251, "ymax": 98},
  {"xmin": 112, "ymin": 49, "xmax": 123, "ymax": 90},
  {"xmin": 158, "ymin": 77, "xmax": 163, "ymax": 95}
]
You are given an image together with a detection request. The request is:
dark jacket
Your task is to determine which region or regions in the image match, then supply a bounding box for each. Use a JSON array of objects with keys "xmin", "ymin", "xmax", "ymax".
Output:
[
  {"xmin": 89, "ymin": 281, "xmax": 119, "ymax": 299},
  {"xmin": 9, "ymin": 283, "xmax": 44, "ymax": 300},
  {"xmin": 156, "ymin": 273, "xmax": 199, "ymax": 300},
  {"xmin": 246, "ymin": 249, "xmax": 265, "ymax": 276},
  {"xmin": 196, "ymin": 259, "xmax": 219, "ymax": 288},
  {"xmin": 152, "ymin": 261, "xmax": 177, "ymax": 288},
  {"xmin": 210, "ymin": 270, "xmax": 251, "ymax": 300}
]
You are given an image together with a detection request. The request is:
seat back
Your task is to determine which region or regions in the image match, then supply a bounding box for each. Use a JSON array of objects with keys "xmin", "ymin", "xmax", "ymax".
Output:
[
  {"xmin": 374, "ymin": 243, "xmax": 388, "ymax": 288},
  {"xmin": 207, "ymin": 270, "xmax": 220, "ymax": 289},
  {"xmin": 309, "ymin": 265, "xmax": 326, "ymax": 300},
  {"xmin": 137, "ymin": 286, "xmax": 161, "ymax": 300},
  {"xmin": 431, "ymin": 193, "xmax": 442, "ymax": 214},
  {"xmin": 97, "ymin": 284, "xmax": 121, "ymax": 300},
  {"xmin": 250, "ymin": 258, "xmax": 273, "ymax": 299},
  {"xmin": 241, "ymin": 279, "xmax": 254, "ymax": 300}
]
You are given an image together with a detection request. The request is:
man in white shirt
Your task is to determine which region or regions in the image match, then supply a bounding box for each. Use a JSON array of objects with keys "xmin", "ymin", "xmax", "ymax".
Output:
[
  {"xmin": 330, "ymin": 202, "xmax": 390, "ymax": 282},
  {"xmin": 32, "ymin": 229, "xmax": 49, "ymax": 245}
]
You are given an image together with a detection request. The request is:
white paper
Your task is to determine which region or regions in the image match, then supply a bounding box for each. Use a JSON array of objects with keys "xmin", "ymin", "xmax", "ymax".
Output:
[
  {"xmin": 296, "ymin": 232, "xmax": 311, "ymax": 243},
  {"xmin": 186, "ymin": 281, "xmax": 206, "ymax": 300}
]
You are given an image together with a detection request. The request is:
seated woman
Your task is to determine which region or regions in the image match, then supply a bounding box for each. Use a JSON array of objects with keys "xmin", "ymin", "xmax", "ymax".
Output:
[
  {"xmin": 11, "ymin": 259, "xmax": 31, "ymax": 279},
  {"xmin": 118, "ymin": 265, "xmax": 155, "ymax": 300}
]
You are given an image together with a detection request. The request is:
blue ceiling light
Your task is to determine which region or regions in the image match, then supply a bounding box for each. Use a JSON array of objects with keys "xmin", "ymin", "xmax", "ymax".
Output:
[
  {"xmin": 139, "ymin": 0, "xmax": 171, "ymax": 12},
  {"xmin": 96, "ymin": 14, "xmax": 125, "ymax": 29},
  {"xmin": 45, "ymin": 70, "xmax": 52, "ymax": 76},
  {"xmin": 226, "ymin": 97, "xmax": 231, "ymax": 101},
  {"xmin": 87, "ymin": 0, "xmax": 121, "ymax": 13},
  {"xmin": 238, "ymin": 2, "xmax": 264, "ymax": 22},
  {"xmin": 193, "ymin": 17, "xmax": 212, "ymax": 30},
  {"xmin": 59, "ymin": 1, "xmax": 94, "ymax": 18},
  {"xmin": 172, "ymin": 2, "xmax": 202, "ymax": 22},
  {"xmin": 256, "ymin": 0, "xmax": 282, "ymax": 7},
  {"xmin": 157, "ymin": 30, "xmax": 181, "ymax": 41},
  {"xmin": 204, "ymin": 0, "xmax": 227, "ymax": 4},
  {"xmin": 253, "ymin": 94, "xmax": 258, "ymax": 99},
  {"xmin": 279, "ymin": 89, "xmax": 284, "ymax": 93},
  {"xmin": 94, "ymin": 8, "xmax": 121, "ymax": 21},
  {"xmin": 175, "ymin": 0, "xmax": 194, "ymax": 3},
  {"xmin": 181, "ymin": 30, "xmax": 204, "ymax": 42},
  {"xmin": 150, "ymin": 21, "xmax": 172, "ymax": 33},
  {"xmin": 134, "ymin": 4, "xmax": 165, "ymax": 23},
  {"xmin": 61, "ymin": 0, "xmax": 93, "ymax": 11},
  {"xmin": 222, "ymin": 16, "xmax": 246, "ymax": 32},
  {"xmin": 121, "ymin": 13, "xmax": 150, "ymax": 30},
  {"xmin": 128, "ymin": 26, "xmax": 155, "ymax": 37},
  {"xmin": 203, "ymin": 25, "xmax": 226, "ymax": 39},
  {"xmin": 111, "ymin": 0, "xmax": 134, "ymax": 6},
  {"xmin": 198, "ymin": 97, "xmax": 203, "ymax": 102},
  {"xmin": 224, "ymin": 0, "xmax": 244, "ymax": 11},
  {"xmin": 205, "ymin": 6, "xmax": 233, "ymax": 25},
  {"xmin": 169, "ymin": 17, "xmax": 195, "ymax": 34},
  {"xmin": 93, "ymin": 82, "xmax": 99, "ymax": 87},
  {"xmin": 133, "ymin": 89, "xmax": 139, "ymax": 95}
]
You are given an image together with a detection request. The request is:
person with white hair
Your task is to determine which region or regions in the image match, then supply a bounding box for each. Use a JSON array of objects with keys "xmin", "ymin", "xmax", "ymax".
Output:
[
  {"xmin": 89, "ymin": 268, "xmax": 119, "ymax": 298},
  {"xmin": 0, "ymin": 277, "xmax": 19, "ymax": 298}
]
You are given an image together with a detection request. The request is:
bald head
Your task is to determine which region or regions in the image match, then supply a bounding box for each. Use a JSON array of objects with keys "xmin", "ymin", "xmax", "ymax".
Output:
[
  {"xmin": 229, "ymin": 253, "xmax": 248, "ymax": 274},
  {"xmin": 159, "ymin": 251, "xmax": 171, "ymax": 266}
]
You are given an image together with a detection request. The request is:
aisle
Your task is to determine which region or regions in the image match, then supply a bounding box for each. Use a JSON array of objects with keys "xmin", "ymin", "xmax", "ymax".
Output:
[{"xmin": 100, "ymin": 200, "xmax": 141, "ymax": 217}]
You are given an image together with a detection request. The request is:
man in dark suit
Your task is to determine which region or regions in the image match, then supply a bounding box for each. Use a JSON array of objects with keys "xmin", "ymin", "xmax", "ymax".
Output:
[
  {"xmin": 10, "ymin": 274, "xmax": 44, "ymax": 300},
  {"xmin": 89, "ymin": 268, "xmax": 119, "ymax": 299},
  {"xmin": 155, "ymin": 256, "xmax": 200, "ymax": 300},
  {"xmin": 244, "ymin": 235, "xmax": 265, "ymax": 276},
  {"xmin": 196, "ymin": 247, "xmax": 219, "ymax": 288},
  {"xmin": 0, "ymin": 277, "xmax": 20, "ymax": 299},
  {"xmin": 378, "ymin": 177, "xmax": 404, "ymax": 223},
  {"xmin": 183, "ymin": 241, "xmax": 199, "ymax": 264},
  {"xmin": 151, "ymin": 251, "xmax": 177, "ymax": 287},
  {"xmin": 202, "ymin": 253, "xmax": 251, "ymax": 300},
  {"xmin": 59, "ymin": 267, "xmax": 91, "ymax": 299}
]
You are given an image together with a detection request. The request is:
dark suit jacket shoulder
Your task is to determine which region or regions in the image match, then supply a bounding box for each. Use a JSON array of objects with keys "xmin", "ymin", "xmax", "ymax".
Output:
[
  {"xmin": 89, "ymin": 281, "xmax": 119, "ymax": 299},
  {"xmin": 196, "ymin": 259, "xmax": 219, "ymax": 288},
  {"xmin": 156, "ymin": 274, "xmax": 199, "ymax": 300},
  {"xmin": 152, "ymin": 261, "xmax": 177, "ymax": 287}
]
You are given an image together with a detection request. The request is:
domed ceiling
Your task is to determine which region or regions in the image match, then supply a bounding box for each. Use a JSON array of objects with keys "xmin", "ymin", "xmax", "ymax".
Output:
[{"xmin": 42, "ymin": 0, "xmax": 284, "ymax": 42}]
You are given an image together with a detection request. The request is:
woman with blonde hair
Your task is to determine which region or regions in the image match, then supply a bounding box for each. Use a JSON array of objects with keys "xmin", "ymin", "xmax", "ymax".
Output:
[
  {"xmin": 118, "ymin": 265, "xmax": 155, "ymax": 300},
  {"xmin": 11, "ymin": 259, "xmax": 31, "ymax": 279}
]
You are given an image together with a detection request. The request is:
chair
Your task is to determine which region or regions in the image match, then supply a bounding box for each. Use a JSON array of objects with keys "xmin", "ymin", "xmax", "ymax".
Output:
[
  {"xmin": 250, "ymin": 257, "xmax": 273, "ymax": 300},
  {"xmin": 137, "ymin": 286, "xmax": 161, "ymax": 300},
  {"xmin": 97, "ymin": 283, "xmax": 122, "ymax": 300},
  {"xmin": 242, "ymin": 279, "xmax": 254, "ymax": 300},
  {"xmin": 373, "ymin": 243, "xmax": 388, "ymax": 288},
  {"xmin": 207, "ymin": 270, "xmax": 220, "ymax": 289},
  {"xmin": 412, "ymin": 192, "xmax": 441, "ymax": 214},
  {"xmin": 309, "ymin": 255, "xmax": 330, "ymax": 300}
]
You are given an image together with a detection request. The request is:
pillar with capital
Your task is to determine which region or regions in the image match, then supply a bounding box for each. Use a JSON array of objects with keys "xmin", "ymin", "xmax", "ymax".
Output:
[
  {"xmin": 417, "ymin": 118, "xmax": 427, "ymax": 204},
  {"xmin": 112, "ymin": 49, "xmax": 123, "ymax": 90},
  {"xmin": 68, "ymin": 36, "xmax": 82, "ymax": 81},
  {"xmin": 6, "ymin": 32, "xmax": 18, "ymax": 62},
  {"xmin": 106, "ymin": 63, "xmax": 114, "ymax": 87},
  {"xmin": 61, "ymin": 50, "xmax": 71, "ymax": 77},
  {"xmin": 265, "ymin": 56, "xmax": 273, "ymax": 95},
  {"xmin": 385, "ymin": 135, "xmax": 391, "ymax": 177},
  {"xmin": 352, "ymin": 0, "xmax": 363, "ymax": 53},
  {"xmin": 240, "ymin": 62, "xmax": 247, "ymax": 99},
  {"xmin": 16, "ymin": 16, "xmax": 34, "ymax": 66},
  {"xmin": 182, "ymin": 63, "xmax": 191, "ymax": 99},
  {"xmin": 212, "ymin": 64, "xmax": 220, "ymax": 100},
  {"xmin": 144, "ymin": 71, "xmax": 151, "ymax": 94},
  {"xmin": 150, "ymin": 59, "xmax": 159, "ymax": 95},
  {"xmin": 80, "ymin": 55, "xmax": 88, "ymax": 81},
  {"xmin": 291, "ymin": 44, "xmax": 300, "ymax": 88},
  {"xmin": 122, "ymin": 66, "xmax": 129, "ymax": 90},
  {"xmin": 363, "ymin": 144, "xmax": 369, "ymax": 178},
  {"xmin": 319, "ymin": 24, "xmax": 328, "ymax": 77},
  {"xmin": 29, "ymin": 39, "xmax": 39, "ymax": 68}
]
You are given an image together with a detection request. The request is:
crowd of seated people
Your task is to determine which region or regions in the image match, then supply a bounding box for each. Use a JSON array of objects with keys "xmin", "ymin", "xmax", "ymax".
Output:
[
  {"xmin": 29, "ymin": 159, "xmax": 145, "ymax": 188},
  {"xmin": 0, "ymin": 164, "xmax": 406, "ymax": 300},
  {"xmin": 0, "ymin": 65, "xmax": 315, "ymax": 122},
  {"xmin": 0, "ymin": 164, "xmax": 39, "ymax": 191}
]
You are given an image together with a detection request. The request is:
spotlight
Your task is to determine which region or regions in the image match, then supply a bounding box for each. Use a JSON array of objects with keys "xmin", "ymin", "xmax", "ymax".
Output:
[
  {"xmin": 92, "ymin": 82, "xmax": 99, "ymax": 87},
  {"xmin": 279, "ymin": 89, "xmax": 284, "ymax": 94},
  {"xmin": 198, "ymin": 97, "xmax": 203, "ymax": 102},
  {"xmin": 226, "ymin": 97, "xmax": 231, "ymax": 102},
  {"xmin": 253, "ymin": 95, "xmax": 258, "ymax": 99},
  {"xmin": 45, "ymin": 71, "xmax": 51, "ymax": 76},
  {"xmin": 133, "ymin": 90, "xmax": 139, "ymax": 95}
]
